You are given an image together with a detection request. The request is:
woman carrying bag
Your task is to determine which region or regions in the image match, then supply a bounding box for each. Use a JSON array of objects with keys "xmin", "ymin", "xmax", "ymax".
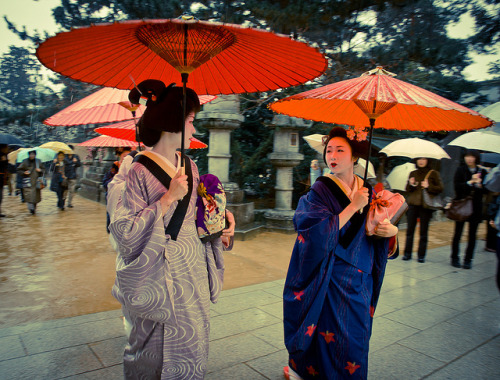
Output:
[
  {"xmin": 403, "ymin": 158, "xmax": 444, "ymax": 263},
  {"xmin": 17, "ymin": 150, "xmax": 45, "ymax": 215},
  {"xmin": 451, "ymin": 150, "xmax": 487, "ymax": 269}
]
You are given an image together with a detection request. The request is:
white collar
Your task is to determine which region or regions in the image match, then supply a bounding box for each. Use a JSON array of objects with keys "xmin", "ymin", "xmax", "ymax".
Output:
[
  {"xmin": 326, "ymin": 173, "xmax": 363, "ymax": 200},
  {"xmin": 149, "ymin": 151, "xmax": 181, "ymax": 172}
]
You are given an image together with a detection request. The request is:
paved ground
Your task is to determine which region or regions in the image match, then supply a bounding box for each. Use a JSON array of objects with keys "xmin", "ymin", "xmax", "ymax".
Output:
[
  {"xmin": 0, "ymin": 243, "xmax": 498, "ymax": 379},
  {"xmin": 3, "ymin": 187, "xmax": 482, "ymax": 328}
]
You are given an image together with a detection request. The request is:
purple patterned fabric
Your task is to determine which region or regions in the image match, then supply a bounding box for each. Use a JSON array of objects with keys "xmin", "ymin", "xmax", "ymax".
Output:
[{"xmin": 196, "ymin": 174, "xmax": 226, "ymax": 241}]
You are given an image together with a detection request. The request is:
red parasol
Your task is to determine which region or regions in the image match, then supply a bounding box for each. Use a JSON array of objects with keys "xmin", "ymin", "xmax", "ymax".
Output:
[
  {"xmin": 36, "ymin": 18, "xmax": 327, "ymax": 95},
  {"xmin": 95, "ymin": 120, "xmax": 208, "ymax": 149},
  {"xmin": 270, "ymin": 67, "xmax": 493, "ymax": 180},
  {"xmin": 36, "ymin": 17, "xmax": 327, "ymax": 159},
  {"xmin": 44, "ymin": 87, "xmax": 216, "ymax": 126},
  {"xmin": 78, "ymin": 135, "xmax": 138, "ymax": 148}
]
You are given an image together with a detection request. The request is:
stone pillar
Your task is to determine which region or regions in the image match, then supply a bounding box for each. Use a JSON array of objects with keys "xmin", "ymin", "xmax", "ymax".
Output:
[
  {"xmin": 197, "ymin": 95, "xmax": 261, "ymax": 239},
  {"xmin": 79, "ymin": 147, "xmax": 116, "ymax": 204},
  {"xmin": 197, "ymin": 95, "xmax": 243, "ymax": 185},
  {"xmin": 265, "ymin": 115, "xmax": 310, "ymax": 231}
]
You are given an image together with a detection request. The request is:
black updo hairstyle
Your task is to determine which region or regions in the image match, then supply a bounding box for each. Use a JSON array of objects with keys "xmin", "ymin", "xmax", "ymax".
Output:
[
  {"xmin": 129, "ymin": 79, "xmax": 201, "ymax": 147},
  {"xmin": 322, "ymin": 126, "xmax": 369, "ymax": 166}
]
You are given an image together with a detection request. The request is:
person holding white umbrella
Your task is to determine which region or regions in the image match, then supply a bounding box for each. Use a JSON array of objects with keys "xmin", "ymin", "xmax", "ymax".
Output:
[
  {"xmin": 403, "ymin": 157, "xmax": 444, "ymax": 263},
  {"xmin": 378, "ymin": 137, "xmax": 447, "ymax": 263}
]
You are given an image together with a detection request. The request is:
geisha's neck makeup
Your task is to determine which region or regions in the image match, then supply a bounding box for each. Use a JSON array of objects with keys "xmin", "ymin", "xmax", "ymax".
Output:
[{"xmin": 153, "ymin": 112, "xmax": 197, "ymax": 166}]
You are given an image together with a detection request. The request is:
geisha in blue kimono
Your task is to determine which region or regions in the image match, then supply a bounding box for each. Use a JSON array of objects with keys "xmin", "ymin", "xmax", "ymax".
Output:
[
  {"xmin": 109, "ymin": 80, "xmax": 235, "ymax": 380},
  {"xmin": 283, "ymin": 127, "xmax": 399, "ymax": 380}
]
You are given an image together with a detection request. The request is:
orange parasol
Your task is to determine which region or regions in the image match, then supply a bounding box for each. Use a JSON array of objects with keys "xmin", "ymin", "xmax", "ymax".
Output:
[
  {"xmin": 44, "ymin": 87, "xmax": 216, "ymax": 126},
  {"xmin": 95, "ymin": 120, "xmax": 208, "ymax": 149},
  {"xmin": 270, "ymin": 67, "xmax": 493, "ymax": 180},
  {"xmin": 36, "ymin": 17, "xmax": 327, "ymax": 159}
]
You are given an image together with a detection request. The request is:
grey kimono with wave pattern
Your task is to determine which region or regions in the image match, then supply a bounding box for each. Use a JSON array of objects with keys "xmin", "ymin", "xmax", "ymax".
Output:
[{"xmin": 110, "ymin": 158, "xmax": 225, "ymax": 380}]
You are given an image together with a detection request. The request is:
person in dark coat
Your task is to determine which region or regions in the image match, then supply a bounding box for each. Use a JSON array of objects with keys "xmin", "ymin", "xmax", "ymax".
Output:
[
  {"xmin": 403, "ymin": 158, "xmax": 444, "ymax": 263},
  {"xmin": 17, "ymin": 150, "xmax": 45, "ymax": 215},
  {"xmin": 64, "ymin": 146, "xmax": 81, "ymax": 208},
  {"xmin": 451, "ymin": 150, "xmax": 488, "ymax": 269},
  {"xmin": 484, "ymin": 163, "xmax": 500, "ymax": 291},
  {"xmin": 103, "ymin": 162, "xmax": 119, "ymax": 232},
  {"xmin": 50, "ymin": 151, "xmax": 68, "ymax": 210},
  {"xmin": 15, "ymin": 162, "xmax": 25, "ymax": 202},
  {"xmin": 0, "ymin": 144, "xmax": 8, "ymax": 217}
]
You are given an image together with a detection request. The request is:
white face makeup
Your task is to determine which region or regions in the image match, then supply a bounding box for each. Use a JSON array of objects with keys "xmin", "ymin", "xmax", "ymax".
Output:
[{"xmin": 325, "ymin": 137, "xmax": 357, "ymax": 176}]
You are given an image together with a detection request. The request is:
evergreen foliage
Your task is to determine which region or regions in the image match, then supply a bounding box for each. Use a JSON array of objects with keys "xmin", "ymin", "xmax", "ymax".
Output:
[{"xmin": 1, "ymin": 0, "xmax": 499, "ymax": 202}]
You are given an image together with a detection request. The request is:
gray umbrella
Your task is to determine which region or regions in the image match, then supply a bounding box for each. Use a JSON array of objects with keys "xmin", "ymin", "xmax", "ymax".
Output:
[{"xmin": 0, "ymin": 133, "xmax": 25, "ymax": 146}]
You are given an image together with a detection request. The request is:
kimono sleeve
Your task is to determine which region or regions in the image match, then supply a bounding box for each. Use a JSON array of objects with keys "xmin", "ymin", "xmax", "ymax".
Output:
[{"xmin": 109, "ymin": 163, "xmax": 177, "ymax": 264}]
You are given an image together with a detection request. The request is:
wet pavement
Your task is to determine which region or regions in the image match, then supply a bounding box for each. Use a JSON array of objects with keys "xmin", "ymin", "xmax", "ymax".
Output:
[
  {"xmin": 0, "ymin": 186, "xmax": 499, "ymax": 379},
  {"xmin": 1, "ymin": 187, "xmax": 298, "ymax": 328},
  {"xmin": 0, "ymin": 185, "xmax": 488, "ymax": 328},
  {"xmin": 0, "ymin": 244, "xmax": 498, "ymax": 379}
]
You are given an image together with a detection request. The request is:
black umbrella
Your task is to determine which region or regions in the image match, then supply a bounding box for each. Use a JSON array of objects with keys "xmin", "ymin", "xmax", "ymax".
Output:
[{"xmin": 0, "ymin": 133, "xmax": 25, "ymax": 147}]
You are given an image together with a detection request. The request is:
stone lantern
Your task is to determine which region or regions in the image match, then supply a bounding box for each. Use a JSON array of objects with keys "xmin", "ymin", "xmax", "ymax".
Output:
[{"xmin": 265, "ymin": 115, "xmax": 311, "ymax": 230}]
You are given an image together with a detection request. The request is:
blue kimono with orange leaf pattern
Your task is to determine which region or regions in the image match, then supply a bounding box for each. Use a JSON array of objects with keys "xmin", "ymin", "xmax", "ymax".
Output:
[{"xmin": 283, "ymin": 176, "xmax": 398, "ymax": 379}]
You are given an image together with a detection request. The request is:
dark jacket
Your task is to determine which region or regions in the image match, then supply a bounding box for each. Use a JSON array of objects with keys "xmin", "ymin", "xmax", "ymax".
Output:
[
  {"xmin": 50, "ymin": 161, "xmax": 66, "ymax": 192},
  {"xmin": 453, "ymin": 165, "xmax": 487, "ymax": 221},
  {"xmin": 64, "ymin": 154, "xmax": 81, "ymax": 179},
  {"xmin": 406, "ymin": 167, "xmax": 443, "ymax": 206},
  {"xmin": 102, "ymin": 170, "xmax": 116, "ymax": 193},
  {"xmin": 17, "ymin": 158, "xmax": 45, "ymax": 204}
]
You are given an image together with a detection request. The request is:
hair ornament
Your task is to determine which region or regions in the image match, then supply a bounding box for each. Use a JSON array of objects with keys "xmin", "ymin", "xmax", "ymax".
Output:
[{"xmin": 346, "ymin": 126, "xmax": 369, "ymax": 142}]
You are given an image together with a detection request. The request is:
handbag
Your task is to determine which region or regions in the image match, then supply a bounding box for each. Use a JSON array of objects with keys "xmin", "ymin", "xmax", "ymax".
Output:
[
  {"xmin": 35, "ymin": 161, "xmax": 46, "ymax": 190},
  {"xmin": 445, "ymin": 196, "xmax": 473, "ymax": 222},
  {"xmin": 422, "ymin": 170, "xmax": 445, "ymax": 210},
  {"xmin": 366, "ymin": 190, "xmax": 408, "ymax": 236},
  {"xmin": 61, "ymin": 178, "xmax": 69, "ymax": 188},
  {"xmin": 36, "ymin": 177, "xmax": 47, "ymax": 190}
]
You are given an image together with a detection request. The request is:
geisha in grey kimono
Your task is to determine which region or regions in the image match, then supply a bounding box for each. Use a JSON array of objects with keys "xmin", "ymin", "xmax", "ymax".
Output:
[{"xmin": 109, "ymin": 80, "xmax": 234, "ymax": 380}]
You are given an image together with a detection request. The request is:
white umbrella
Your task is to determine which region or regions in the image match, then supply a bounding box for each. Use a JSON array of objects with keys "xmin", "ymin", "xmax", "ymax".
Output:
[
  {"xmin": 304, "ymin": 134, "xmax": 376, "ymax": 178},
  {"xmin": 447, "ymin": 130, "xmax": 500, "ymax": 154},
  {"xmin": 479, "ymin": 101, "xmax": 500, "ymax": 123},
  {"xmin": 354, "ymin": 158, "xmax": 376, "ymax": 179},
  {"xmin": 386, "ymin": 163, "xmax": 416, "ymax": 191},
  {"xmin": 380, "ymin": 138, "xmax": 450, "ymax": 159},
  {"xmin": 303, "ymin": 134, "xmax": 326, "ymax": 153}
]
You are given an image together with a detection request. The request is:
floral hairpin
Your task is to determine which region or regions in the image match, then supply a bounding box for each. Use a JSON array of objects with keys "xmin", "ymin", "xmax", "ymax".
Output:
[{"xmin": 346, "ymin": 126, "xmax": 369, "ymax": 142}]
